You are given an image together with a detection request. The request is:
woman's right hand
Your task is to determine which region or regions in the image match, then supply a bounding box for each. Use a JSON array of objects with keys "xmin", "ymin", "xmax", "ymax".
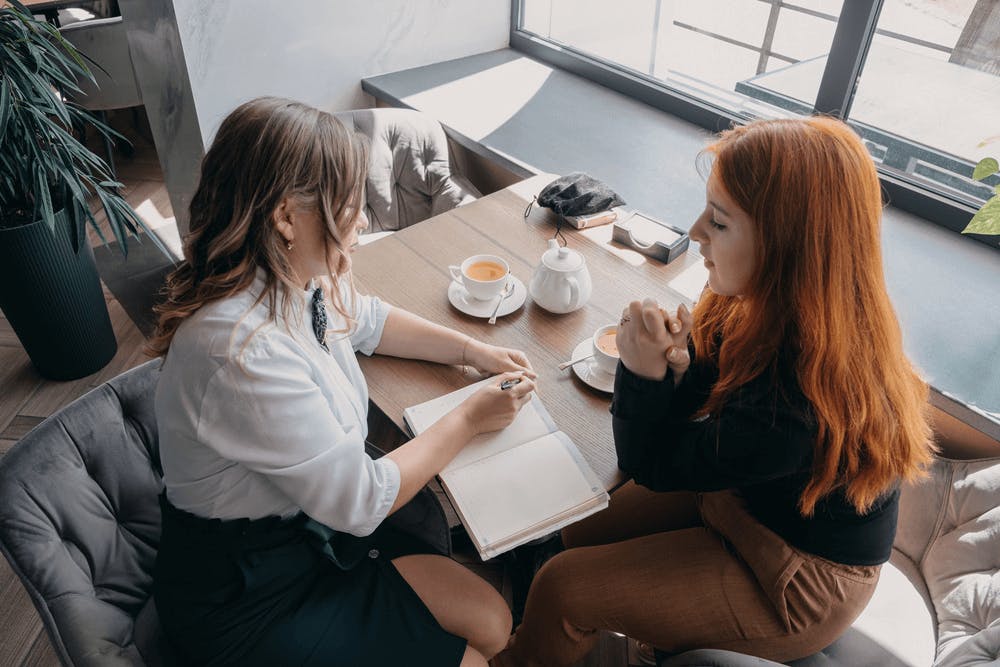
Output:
[{"xmin": 456, "ymin": 371, "xmax": 537, "ymax": 436}]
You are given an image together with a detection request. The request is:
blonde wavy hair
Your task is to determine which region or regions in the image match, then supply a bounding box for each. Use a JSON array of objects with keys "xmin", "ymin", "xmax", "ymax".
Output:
[{"xmin": 147, "ymin": 97, "xmax": 369, "ymax": 357}]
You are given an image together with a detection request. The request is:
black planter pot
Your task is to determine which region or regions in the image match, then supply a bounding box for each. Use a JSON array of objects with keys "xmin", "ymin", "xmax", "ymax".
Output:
[{"xmin": 0, "ymin": 210, "xmax": 117, "ymax": 380}]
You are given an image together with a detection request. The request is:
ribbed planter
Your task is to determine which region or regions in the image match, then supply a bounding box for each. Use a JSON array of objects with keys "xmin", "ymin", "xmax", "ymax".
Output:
[{"xmin": 0, "ymin": 210, "xmax": 117, "ymax": 380}]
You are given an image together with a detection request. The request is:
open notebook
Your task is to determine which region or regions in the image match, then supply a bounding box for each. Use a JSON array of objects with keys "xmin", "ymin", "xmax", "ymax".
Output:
[{"xmin": 403, "ymin": 377, "xmax": 609, "ymax": 560}]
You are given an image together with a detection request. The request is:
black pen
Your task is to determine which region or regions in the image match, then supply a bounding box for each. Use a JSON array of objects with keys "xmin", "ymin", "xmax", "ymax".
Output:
[{"xmin": 500, "ymin": 378, "xmax": 522, "ymax": 391}]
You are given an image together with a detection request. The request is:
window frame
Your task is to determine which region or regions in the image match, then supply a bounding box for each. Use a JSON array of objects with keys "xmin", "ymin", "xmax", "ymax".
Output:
[{"xmin": 509, "ymin": 0, "xmax": 992, "ymax": 243}]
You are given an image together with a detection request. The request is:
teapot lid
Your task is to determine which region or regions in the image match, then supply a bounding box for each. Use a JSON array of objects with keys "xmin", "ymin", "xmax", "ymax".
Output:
[{"xmin": 541, "ymin": 239, "xmax": 585, "ymax": 271}]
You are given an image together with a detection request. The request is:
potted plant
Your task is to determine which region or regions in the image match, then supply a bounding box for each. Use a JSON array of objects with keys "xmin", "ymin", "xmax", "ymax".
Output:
[{"xmin": 0, "ymin": 0, "xmax": 167, "ymax": 380}]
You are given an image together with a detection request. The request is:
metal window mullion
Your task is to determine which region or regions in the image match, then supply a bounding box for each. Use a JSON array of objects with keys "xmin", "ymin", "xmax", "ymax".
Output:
[
  {"xmin": 649, "ymin": 0, "xmax": 663, "ymax": 76},
  {"xmin": 757, "ymin": 0, "xmax": 782, "ymax": 75},
  {"xmin": 510, "ymin": 0, "xmax": 523, "ymax": 35},
  {"xmin": 813, "ymin": 0, "xmax": 884, "ymax": 117}
]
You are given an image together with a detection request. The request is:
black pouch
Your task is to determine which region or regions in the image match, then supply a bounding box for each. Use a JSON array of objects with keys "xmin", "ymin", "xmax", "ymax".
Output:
[{"xmin": 533, "ymin": 172, "xmax": 626, "ymax": 216}]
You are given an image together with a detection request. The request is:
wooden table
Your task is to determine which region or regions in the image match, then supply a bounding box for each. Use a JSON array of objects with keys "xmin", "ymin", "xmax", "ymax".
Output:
[{"xmin": 353, "ymin": 174, "xmax": 707, "ymax": 491}]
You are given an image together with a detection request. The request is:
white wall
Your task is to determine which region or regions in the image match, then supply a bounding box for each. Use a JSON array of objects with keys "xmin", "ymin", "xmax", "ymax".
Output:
[{"xmin": 172, "ymin": 0, "xmax": 511, "ymax": 145}]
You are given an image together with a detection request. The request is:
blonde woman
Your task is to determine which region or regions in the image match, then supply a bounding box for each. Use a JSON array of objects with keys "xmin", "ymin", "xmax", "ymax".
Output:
[{"xmin": 148, "ymin": 97, "xmax": 534, "ymax": 667}]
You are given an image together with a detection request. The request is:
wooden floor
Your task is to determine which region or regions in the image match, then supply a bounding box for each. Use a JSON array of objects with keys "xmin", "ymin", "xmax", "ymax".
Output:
[{"xmin": 0, "ymin": 110, "xmax": 636, "ymax": 667}]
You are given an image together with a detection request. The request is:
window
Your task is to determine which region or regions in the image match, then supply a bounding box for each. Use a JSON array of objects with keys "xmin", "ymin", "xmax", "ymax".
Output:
[
  {"xmin": 512, "ymin": 0, "xmax": 1000, "ymax": 239},
  {"xmin": 851, "ymin": 0, "xmax": 1000, "ymax": 207},
  {"xmin": 521, "ymin": 0, "xmax": 844, "ymax": 120}
]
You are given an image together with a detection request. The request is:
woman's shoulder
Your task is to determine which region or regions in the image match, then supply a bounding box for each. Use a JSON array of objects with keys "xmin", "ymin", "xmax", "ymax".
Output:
[{"xmin": 170, "ymin": 289, "xmax": 300, "ymax": 366}]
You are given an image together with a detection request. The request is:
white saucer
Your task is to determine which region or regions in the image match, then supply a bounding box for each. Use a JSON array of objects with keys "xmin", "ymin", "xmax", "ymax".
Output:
[
  {"xmin": 448, "ymin": 276, "xmax": 527, "ymax": 319},
  {"xmin": 569, "ymin": 339, "xmax": 615, "ymax": 393}
]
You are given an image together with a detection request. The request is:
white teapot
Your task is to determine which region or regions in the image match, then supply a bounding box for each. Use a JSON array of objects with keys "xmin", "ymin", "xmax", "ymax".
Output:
[{"xmin": 529, "ymin": 239, "xmax": 593, "ymax": 314}]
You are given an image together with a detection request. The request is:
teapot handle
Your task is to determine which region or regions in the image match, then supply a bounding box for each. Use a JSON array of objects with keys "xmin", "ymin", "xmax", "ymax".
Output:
[{"xmin": 567, "ymin": 276, "xmax": 580, "ymax": 309}]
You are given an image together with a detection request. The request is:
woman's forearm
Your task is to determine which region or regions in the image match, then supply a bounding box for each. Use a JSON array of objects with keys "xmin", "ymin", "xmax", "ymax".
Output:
[
  {"xmin": 385, "ymin": 408, "xmax": 476, "ymax": 513},
  {"xmin": 374, "ymin": 308, "xmax": 470, "ymax": 365}
]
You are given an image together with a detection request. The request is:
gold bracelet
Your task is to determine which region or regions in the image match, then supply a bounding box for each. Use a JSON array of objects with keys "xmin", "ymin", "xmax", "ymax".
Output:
[{"xmin": 461, "ymin": 336, "xmax": 473, "ymax": 366}]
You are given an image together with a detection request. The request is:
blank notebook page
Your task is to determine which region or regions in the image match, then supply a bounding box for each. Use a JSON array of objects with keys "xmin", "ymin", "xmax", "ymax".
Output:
[
  {"xmin": 405, "ymin": 377, "xmax": 555, "ymax": 473},
  {"xmin": 441, "ymin": 432, "xmax": 600, "ymax": 548}
]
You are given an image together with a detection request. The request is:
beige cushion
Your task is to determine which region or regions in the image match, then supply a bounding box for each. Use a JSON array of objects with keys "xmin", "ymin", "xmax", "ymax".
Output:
[
  {"xmin": 894, "ymin": 456, "xmax": 1000, "ymax": 666},
  {"xmin": 847, "ymin": 549, "xmax": 937, "ymax": 666}
]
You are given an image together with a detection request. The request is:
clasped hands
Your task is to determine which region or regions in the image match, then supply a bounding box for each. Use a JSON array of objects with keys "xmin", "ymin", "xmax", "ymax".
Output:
[{"xmin": 616, "ymin": 298, "xmax": 693, "ymax": 384}]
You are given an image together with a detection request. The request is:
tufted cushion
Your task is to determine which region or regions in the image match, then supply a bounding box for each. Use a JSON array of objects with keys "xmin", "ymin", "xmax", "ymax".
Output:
[
  {"xmin": 914, "ymin": 457, "xmax": 1000, "ymax": 665},
  {"xmin": 0, "ymin": 360, "xmax": 165, "ymax": 666},
  {"xmin": 334, "ymin": 108, "xmax": 479, "ymax": 233}
]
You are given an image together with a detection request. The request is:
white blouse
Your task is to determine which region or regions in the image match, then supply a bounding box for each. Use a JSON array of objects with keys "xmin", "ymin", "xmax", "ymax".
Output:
[{"xmin": 155, "ymin": 270, "xmax": 399, "ymax": 537}]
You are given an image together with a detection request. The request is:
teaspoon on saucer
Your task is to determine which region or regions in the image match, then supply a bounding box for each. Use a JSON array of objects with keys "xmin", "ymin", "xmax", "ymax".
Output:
[
  {"xmin": 558, "ymin": 352, "xmax": 595, "ymax": 371},
  {"xmin": 487, "ymin": 281, "xmax": 516, "ymax": 325}
]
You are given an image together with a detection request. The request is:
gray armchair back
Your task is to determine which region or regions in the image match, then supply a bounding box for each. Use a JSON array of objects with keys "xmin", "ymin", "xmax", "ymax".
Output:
[
  {"xmin": 59, "ymin": 16, "xmax": 142, "ymax": 111},
  {"xmin": 334, "ymin": 108, "xmax": 479, "ymax": 233},
  {"xmin": 0, "ymin": 360, "xmax": 168, "ymax": 666}
]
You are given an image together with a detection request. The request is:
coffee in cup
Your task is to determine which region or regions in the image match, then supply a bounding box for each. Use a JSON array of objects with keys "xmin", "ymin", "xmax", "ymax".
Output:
[
  {"xmin": 592, "ymin": 324, "xmax": 620, "ymax": 375},
  {"xmin": 465, "ymin": 260, "xmax": 507, "ymax": 282},
  {"xmin": 449, "ymin": 254, "xmax": 511, "ymax": 301},
  {"xmin": 592, "ymin": 324, "xmax": 618, "ymax": 375},
  {"xmin": 596, "ymin": 330, "xmax": 618, "ymax": 356}
]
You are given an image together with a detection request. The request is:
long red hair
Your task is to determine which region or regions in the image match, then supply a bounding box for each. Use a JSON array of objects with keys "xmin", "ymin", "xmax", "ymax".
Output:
[{"xmin": 692, "ymin": 117, "xmax": 933, "ymax": 516}]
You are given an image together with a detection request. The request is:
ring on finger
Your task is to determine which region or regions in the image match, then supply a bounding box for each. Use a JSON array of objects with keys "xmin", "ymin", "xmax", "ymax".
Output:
[{"xmin": 619, "ymin": 314, "xmax": 631, "ymax": 326}]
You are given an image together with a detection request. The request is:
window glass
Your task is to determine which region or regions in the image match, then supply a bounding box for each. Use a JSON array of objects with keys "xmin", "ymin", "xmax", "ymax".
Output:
[
  {"xmin": 848, "ymin": 0, "xmax": 999, "ymax": 204},
  {"xmin": 521, "ymin": 0, "xmax": 845, "ymax": 117},
  {"xmin": 520, "ymin": 0, "xmax": 1000, "ymax": 209}
]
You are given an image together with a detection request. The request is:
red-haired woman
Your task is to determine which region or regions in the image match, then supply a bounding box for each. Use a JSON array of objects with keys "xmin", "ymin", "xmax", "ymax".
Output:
[{"xmin": 494, "ymin": 117, "xmax": 934, "ymax": 666}]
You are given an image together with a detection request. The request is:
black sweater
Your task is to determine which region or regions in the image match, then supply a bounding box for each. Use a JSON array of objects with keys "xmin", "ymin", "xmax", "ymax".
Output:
[{"xmin": 610, "ymin": 356, "xmax": 898, "ymax": 566}]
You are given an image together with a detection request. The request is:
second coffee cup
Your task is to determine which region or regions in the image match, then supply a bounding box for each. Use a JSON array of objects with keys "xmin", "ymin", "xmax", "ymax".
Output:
[
  {"xmin": 449, "ymin": 255, "xmax": 510, "ymax": 301},
  {"xmin": 592, "ymin": 324, "xmax": 620, "ymax": 375}
]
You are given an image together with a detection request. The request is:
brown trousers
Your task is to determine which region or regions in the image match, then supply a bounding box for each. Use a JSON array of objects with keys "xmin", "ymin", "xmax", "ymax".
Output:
[{"xmin": 493, "ymin": 482, "xmax": 880, "ymax": 667}]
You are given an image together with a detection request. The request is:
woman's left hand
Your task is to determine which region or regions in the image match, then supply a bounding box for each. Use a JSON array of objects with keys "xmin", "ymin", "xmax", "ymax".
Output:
[{"xmin": 464, "ymin": 339, "xmax": 535, "ymax": 376}]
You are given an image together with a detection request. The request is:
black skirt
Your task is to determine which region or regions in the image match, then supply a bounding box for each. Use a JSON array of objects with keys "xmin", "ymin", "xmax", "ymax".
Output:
[{"xmin": 153, "ymin": 493, "xmax": 466, "ymax": 667}]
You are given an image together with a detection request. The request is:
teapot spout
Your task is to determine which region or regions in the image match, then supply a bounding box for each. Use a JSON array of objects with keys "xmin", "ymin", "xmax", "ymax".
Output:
[{"xmin": 547, "ymin": 238, "xmax": 559, "ymax": 251}]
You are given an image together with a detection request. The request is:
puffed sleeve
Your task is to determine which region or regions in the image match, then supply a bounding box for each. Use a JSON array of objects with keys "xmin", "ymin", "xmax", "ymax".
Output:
[
  {"xmin": 197, "ymin": 334, "xmax": 400, "ymax": 536},
  {"xmin": 343, "ymin": 285, "xmax": 390, "ymax": 356}
]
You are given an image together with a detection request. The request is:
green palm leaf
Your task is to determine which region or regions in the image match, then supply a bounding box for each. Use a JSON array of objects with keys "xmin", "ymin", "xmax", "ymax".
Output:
[{"xmin": 0, "ymin": 2, "xmax": 168, "ymax": 259}]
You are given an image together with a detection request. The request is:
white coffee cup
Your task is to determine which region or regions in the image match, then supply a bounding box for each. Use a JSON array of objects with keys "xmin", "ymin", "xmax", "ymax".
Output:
[
  {"xmin": 592, "ymin": 324, "xmax": 620, "ymax": 375},
  {"xmin": 449, "ymin": 254, "xmax": 510, "ymax": 301}
]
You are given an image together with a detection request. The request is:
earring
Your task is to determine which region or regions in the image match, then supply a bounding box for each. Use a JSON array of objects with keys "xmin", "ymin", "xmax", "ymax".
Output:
[{"xmin": 285, "ymin": 240, "xmax": 294, "ymax": 251}]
